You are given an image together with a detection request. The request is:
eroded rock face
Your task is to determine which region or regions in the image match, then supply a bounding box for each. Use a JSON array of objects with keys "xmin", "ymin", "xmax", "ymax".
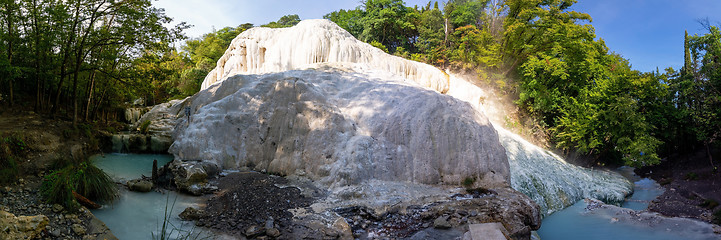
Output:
[
  {"xmin": 0, "ymin": 210, "xmax": 49, "ymax": 240},
  {"xmin": 169, "ymin": 64, "xmax": 509, "ymax": 188}
]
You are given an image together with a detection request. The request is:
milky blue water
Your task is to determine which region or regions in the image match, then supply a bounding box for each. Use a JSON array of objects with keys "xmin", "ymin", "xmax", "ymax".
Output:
[
  {"xmin": 90, "ymin": 154, "xmax": 206, "ymax": 240},
  {"xmin": 537, "ymin": 168, "xmax": 717, "ymax": 240},
  {"xmin": 536, "ymin": 200, "xmax": 718, "ymax": 240}
]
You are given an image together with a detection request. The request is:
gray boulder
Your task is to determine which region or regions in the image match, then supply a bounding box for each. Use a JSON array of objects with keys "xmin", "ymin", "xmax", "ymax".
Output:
[{"xmin": 127, "ymin": 179, "xmax": 153, "ymax": 192}]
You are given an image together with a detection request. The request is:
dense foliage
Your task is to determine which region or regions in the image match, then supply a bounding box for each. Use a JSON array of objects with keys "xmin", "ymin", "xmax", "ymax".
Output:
[{"xmin": 0, "ymin": 0, "xmax": 187, "ymax": 123}]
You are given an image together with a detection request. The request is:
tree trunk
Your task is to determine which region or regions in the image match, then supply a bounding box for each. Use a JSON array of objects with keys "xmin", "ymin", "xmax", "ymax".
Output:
[
  {"xmin": 32, "ymin": 0, "xmax": 41, "ymax": 112},
  {"xmin": 52, "ymin": 1, "xmax": 81, "ymax": 116},
  {"xmin": 706, "ymin": 142, "xmax": 715, "ymax": 170},
  {"xmin": 84, "ymin": 70, "xmax": 96, "ymax": 121},
  {"xmin": 5, "ymin": 2, "xmax": 14, "ymax": 108},
  {"xmin": 72, "ymin": 67, "xmax": 79, "ymax": 126}
]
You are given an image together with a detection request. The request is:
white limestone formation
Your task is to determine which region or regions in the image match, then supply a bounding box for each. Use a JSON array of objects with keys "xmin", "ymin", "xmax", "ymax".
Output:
[
  {"xmin": 171, "ymin": 63, "xmax": 509, "ymax": 188},
  {"xmin": 200, "ymin": 19, "xmax": 449, "ymax": 94}
]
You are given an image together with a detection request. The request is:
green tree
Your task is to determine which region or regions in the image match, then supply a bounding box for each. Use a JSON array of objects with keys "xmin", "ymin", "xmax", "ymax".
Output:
[
  {"xmin": 448, "ymin": 25, "xmax": 500, "ymax": 71},
  {"xmin": 262, "ymin": 14, "xmax": 301, "ymax": 28},
  {"xmin": 502, "ymin": 0, "xmax": 592, "ymax": 76},
  {"xmin": 415, "ymin": 2, "xmax": 446, "ymax": 64},
  {"xmin": 686, "ymin": 24, "xmax": 721, "ymax": 166},
  {"xmin": 444, "ymin": 0, "xmax": 488, "ymax": 29},
  {"xmin": 324, "ymin": 8, "xmax": 365, "ymax": 37},
  {"xmin": 360, "ymin": 0, "xmax": 418, "ymax": 52}
]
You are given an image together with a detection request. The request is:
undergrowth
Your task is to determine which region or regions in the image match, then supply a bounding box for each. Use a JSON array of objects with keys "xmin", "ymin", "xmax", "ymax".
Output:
[{"xmin": 0, "ymin": 134, "xmax": 29, "ymax": 184}]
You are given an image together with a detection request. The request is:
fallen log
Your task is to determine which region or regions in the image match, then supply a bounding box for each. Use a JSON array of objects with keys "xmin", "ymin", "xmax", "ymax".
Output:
[{"xmin": 72, "ymin": 191, "xmax": 101, "ymax": 209}]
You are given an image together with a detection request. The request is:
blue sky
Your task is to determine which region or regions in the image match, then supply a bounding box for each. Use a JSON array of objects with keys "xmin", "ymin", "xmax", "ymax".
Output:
[
  {"xmin": 573, "ymin": 0, "xmax": 721, "ymax": 72},
  {"xmin": 154, "ymin": 0, "xmax": 721, "ymax": 73}
]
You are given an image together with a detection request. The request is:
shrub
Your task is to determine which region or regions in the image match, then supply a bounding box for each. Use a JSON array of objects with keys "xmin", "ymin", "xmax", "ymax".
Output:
[
  {"xmin": 140, "ymin": 120, "xmax": 152, "ymax": 134},
  {"xmin": 700, "ymin": 199, "xmax": 720, "ymax": 209},
  {"xmin": 462, "ymin": 177, "xmax": 475, "ymax": 188},
  {"xmin": 685, "ymin": 172, "xmax": 699, "ymax": 181},
  {"xmin": 370, "ymin": 40, "xmax": 388, "ymax": 53},
  {"xmin": 41, "ymin": 160, "xmax": 118, "ymax": 211},
  {"xmin": 0, "ymin": 156, "xmax": 18, "ymax": 184},
  {"xmin": 0, "ymin": 134, "xmax": 28, "ymax": 184}
]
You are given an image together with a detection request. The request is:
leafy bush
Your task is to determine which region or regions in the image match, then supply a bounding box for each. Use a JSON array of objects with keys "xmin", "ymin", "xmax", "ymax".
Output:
[
  {"xmin": 41, "ymin": 160, "xmax": 118, "ymax": 211},
  {"xmin": 370, "ymin": 40, "xmax": 388, "ymax": 53}
]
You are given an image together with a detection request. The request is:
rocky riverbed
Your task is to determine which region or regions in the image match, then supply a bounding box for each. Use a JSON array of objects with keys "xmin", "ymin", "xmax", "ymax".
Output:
[
  {"xmin": 0, "ymin": 176, "xmax": 116, "ymax": 240},
  {"xmin": 174, "ymin": 171, "xmax": 540, "ymax": 239}
]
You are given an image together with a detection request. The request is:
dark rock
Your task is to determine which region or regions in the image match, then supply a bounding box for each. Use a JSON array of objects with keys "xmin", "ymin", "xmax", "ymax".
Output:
[
  {"xmin": 186, "ymin": 183, "xmax": 218, "ymax": 196},
  {"xmin": 50, "ymin": 229, "xmax": 61, "ymax": 238},
  {"xmin": 244, "ymin": 225, "xmax": 264, "ymax": 237},
  {"xmin": 71, "ymin": 223, "xmax": 86, "ymax": 235},
  {"xmin": 179, "ymin": 207, "xmax": 205, "ymax": 221},
  {"xmin": 51, "ymin": 204, "xmax": 63, "ymax": 213},
  {"xmin": 433, "ymin": 216, "xmax": 451, "ymax": 229},
  {"xmin": 266, "ymin": 228, "xmax": 281, "ymax": 238},
  {"xmin": 265, "ymin": 218, "xmax": 275, "ymax": 229}
]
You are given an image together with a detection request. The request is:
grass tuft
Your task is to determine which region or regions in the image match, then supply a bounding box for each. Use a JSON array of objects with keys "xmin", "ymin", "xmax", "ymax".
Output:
[{"xmin": 41, "ymin": 160, "xmax": 118, "ymax": 211}]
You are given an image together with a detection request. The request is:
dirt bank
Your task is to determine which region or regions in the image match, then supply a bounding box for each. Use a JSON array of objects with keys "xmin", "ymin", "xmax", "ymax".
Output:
[
  {"xmin": 0, "ymin": 109, "xmax": 120, "ymax": 239},
  {"xmin": 636, "ymin": 147, "xmax": 721, "ymax": 224}
]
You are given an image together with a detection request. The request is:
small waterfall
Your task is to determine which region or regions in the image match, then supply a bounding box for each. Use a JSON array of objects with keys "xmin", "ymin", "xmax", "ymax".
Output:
[
  {"xmin": 445, "ymin": 72, "xmax": 633, "ymax": 216},
  {"xmin": 111, "ymin": 134, "xmax": 130, "ymax": 153},
  {"xmin": 110, "ymin": 133, "xmax": 165, "ymax": 153},
  {"xmin": 124, "ymin": 107, "xmax": 148, "ymax": 124}
]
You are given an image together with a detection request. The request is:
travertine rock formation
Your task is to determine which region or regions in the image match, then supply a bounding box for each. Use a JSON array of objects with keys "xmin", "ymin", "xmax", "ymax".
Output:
[
  {"xmin": 200, "ymin": 19, "xmax": 449, "ymax": 94},
  {"xmin": 172, "ymin": 63, "xmax": 509, "ymax": 188}
]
